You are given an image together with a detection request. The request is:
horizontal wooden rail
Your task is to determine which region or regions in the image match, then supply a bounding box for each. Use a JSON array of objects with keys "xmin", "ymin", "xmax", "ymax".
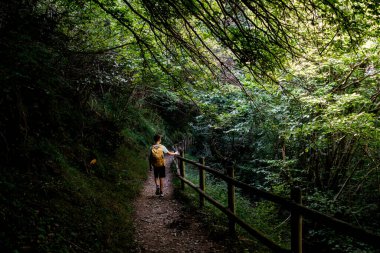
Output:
[
  {"xmin": 177, "ymin": 174, "xmax": 289, "ymax": 253},
  {"xmin": 175, "ymin": 155, "xmax": 380, "ymax": 249}
]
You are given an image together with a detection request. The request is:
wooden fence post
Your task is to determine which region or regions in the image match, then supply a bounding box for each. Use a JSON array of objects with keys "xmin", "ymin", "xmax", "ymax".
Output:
[
  {"xmin": 179, "ymin": 150, "xmax": 185, "ymax": 190},
  {"xmin": 291, "ymin": 187, "xmax": 303, "ymax": 253},
  {"xmin": 227, "ymin": 164, "xmax": 236, "ymax": 233},
  {"xmin": 199, "ymin": 157, "xmax": 205, "ymax": 208}
]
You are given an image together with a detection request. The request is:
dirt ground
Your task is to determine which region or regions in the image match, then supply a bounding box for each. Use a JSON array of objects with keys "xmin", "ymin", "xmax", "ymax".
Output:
[{"xmin": 133, "ymin": 156, "xmax": 228, "ymax": 253}]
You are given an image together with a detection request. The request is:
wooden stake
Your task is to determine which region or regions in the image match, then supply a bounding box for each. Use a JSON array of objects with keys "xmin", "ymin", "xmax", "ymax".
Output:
[
  {"xmin": 227, "ymin": 165, "xmax": 236, "ymax": 233},
  {"xmin": 199, "ymin": 157, "xmax": 205, "ymax": 208},
  {"xmin": 291, "ymin": 187, "xmax": 303, "ymax": 253},
  {"xmin": 180, "ymin": 150, "xmax": 185, "ymax": 190}
]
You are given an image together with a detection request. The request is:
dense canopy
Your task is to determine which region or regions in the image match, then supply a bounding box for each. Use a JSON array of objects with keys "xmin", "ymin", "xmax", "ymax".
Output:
[{"xmin": 1, "ymin": 0, "xmax": 379, "ymax": 252}]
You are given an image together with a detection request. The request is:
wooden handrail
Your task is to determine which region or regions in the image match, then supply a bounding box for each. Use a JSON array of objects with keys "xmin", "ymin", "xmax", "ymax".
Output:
[
  {"xmin": 174, "ymin": 154, "xmax": 380, "ymax": 251},
  {"xmin": 178, "ymin": 174, "xmax": 289, "ymax": 253}
]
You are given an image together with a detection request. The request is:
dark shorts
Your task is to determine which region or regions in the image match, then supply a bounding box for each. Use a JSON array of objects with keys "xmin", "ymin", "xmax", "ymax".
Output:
[{"xmin": 153, "ymin": 166, "xmax": 166, "ymax": 178}]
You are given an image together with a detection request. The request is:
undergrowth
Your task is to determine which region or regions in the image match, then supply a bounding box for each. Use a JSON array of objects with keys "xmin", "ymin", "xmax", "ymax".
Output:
[
  {"xmin": 0, "ymin": 130, "xmax": 150, "ymax": 253},
  {"xmin": 0, "ymin": 100, "xmax": 169, "ymax": 253}
]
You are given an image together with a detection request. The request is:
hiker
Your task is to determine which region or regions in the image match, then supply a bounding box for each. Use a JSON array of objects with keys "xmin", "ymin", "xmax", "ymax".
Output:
[{"xmin": 149, "ymin": 134, "xmax": 178, "ymax": 197}]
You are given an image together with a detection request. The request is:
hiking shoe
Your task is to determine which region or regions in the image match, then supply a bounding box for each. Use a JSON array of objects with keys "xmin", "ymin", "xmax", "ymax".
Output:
[
  {"xmin": 155, "ymin": 187, "xmax": 160, "ymax": 195},
  {"xmin": 159, "ymin": 192, "xmax": 164, "ymax": 197}
]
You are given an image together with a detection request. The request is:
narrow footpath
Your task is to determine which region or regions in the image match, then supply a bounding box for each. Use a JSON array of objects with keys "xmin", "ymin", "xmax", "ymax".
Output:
[{"xmin": 133, "ymin": 156, "xmax": 227, "ymax": 252}]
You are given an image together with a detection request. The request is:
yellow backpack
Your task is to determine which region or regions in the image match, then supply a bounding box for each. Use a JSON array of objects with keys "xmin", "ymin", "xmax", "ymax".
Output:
[{"xmin": 150, "ymin": 145, "xmax": 165, "ymax": 167}]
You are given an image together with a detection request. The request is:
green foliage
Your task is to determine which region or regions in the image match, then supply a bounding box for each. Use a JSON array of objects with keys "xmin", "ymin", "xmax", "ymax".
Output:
[
  {"xmin": 2, "ymin": 0, "xmax": 380, "ymax": 252},
  {"xmin": 187, "ymin": 28, "xmax": 380, "ymax": 252},
  {"xmin": 0, "ymin": 1, "xmax": 181, "ymax": 252}
]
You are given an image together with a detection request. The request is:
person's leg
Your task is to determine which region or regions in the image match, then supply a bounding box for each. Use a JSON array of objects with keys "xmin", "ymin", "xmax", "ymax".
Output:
[
  {"xmin": 153, "ymin": 167, "xmax": 160, "ymax": 195},
  {"xmin": 155, "ymin": 177, "xmax": 160, "ymax": 195},
  {"xmin": 159, "ymin": 166, "xmax": 166, "ymax": 196},
  {"xmin": 155, "ymin": 177, "xmax": 159, "ymax": 187},
  {"xmin": 159, "ymin": 177, "xmax": 164, "ymax": 193}
]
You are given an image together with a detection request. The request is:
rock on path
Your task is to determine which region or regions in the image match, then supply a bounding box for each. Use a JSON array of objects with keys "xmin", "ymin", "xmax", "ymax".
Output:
[{"xmin": 133, "ymin": 156, "xmax": 227, "ymax": 253}]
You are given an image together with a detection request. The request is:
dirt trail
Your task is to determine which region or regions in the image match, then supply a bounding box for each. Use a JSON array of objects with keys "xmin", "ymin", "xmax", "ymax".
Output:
[{"xmin": 133, "ymin": 156, "xmax": 227, "ymax": 253}]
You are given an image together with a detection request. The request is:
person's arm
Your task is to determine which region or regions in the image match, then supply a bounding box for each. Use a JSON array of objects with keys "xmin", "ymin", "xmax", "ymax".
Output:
[
  {"xmin": 167, "ymin": 151, "xmax": 178, "ymax": 155},
  {"xmin": 148, "ymin": 148, "xmax": 153, "ymax": 171},
  {"xmin": 162, "ymin": 145, "xmax": 179, "ymax": 156},
  {"xmin": 149, "ymin": 160, "xmax": 152, "ymax": 171}
]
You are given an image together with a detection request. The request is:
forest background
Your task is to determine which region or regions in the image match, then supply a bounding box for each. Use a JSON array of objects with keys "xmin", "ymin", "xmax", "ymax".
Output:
[{"xmin": 0, "ymin": 0, "xmax": 379, "ymax": 252}]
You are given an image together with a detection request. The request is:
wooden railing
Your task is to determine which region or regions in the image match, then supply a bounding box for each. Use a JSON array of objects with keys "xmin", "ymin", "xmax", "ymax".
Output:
[{"xmin": 172, "ymin": 147, "xmax": 380, "ymax": 253}]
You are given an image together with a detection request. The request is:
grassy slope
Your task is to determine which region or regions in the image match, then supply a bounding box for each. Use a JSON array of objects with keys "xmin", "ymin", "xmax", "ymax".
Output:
[{"xmin": 0, "ymin": 119, "xmax": 157, "ymax": 253}]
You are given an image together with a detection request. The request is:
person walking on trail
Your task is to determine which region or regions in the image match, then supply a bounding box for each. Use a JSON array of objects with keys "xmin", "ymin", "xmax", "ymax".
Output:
[{"xmin": 149, "ymin": 134, "xmax": 178, "ymax": 197}]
